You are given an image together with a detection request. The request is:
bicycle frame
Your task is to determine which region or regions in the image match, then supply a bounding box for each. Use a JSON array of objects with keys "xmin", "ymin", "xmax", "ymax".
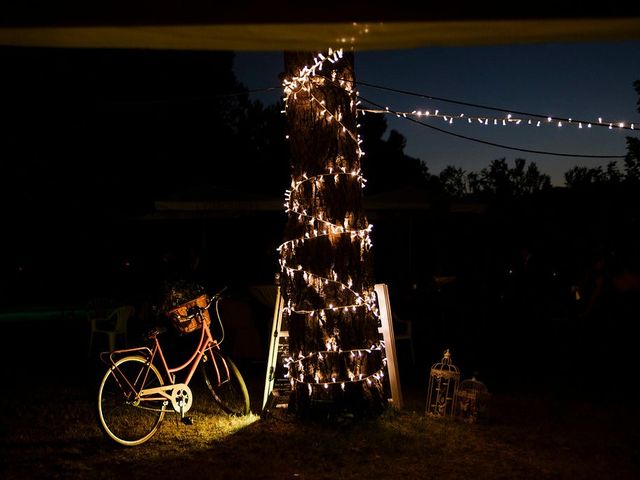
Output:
[
  {"xmin": 101, "ymin": 307, "xmax": 232, "ymax": 412},
  {"xmin": 153, "ymin": 324, "xmax": 216, "ymax": 385}
]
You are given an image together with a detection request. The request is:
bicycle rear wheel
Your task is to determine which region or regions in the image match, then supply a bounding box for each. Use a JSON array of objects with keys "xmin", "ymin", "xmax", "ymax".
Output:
[
  {"xmin": 98, "ymin": 356, "xmax": 166, "ymax": 446},
  {"xmin": 200, "ymin": 348, "xmax": 250, "ymax": 416}
]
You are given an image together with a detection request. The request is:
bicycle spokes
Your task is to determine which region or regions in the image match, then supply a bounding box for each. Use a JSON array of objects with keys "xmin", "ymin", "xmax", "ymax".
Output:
[
  {"xmin": 201, "ymin": 351, "xmax": 250, "ymax": 416},
  {"xmin": 98, "ymin": 356, "xmax": 166, "ymax": 446}
]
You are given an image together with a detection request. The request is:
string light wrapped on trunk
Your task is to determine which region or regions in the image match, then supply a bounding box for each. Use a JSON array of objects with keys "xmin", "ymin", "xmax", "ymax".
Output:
[
  {"xmin": 425, "ymin": 349, "xmax": 459, "ymax": 418},
  {"xmin": 279, "ymin": 48, "xmax": 386, "ymax": 414}
]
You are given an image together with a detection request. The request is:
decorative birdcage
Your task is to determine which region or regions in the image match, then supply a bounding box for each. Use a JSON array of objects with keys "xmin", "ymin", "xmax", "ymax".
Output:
[
  {"xmin": 455, "ymin": 376, "xmax": 490, "ymax": 423},
  {"xmin": 426, "ymin": 349, "xmax": 460, "ymax": 418}
]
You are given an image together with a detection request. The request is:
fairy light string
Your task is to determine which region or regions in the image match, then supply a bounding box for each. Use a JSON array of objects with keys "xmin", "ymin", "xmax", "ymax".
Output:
[
  {"xmin": 361, "ymin": 107, "xmax": 636, "ymax": 131},
  {"xmin": 223, "ymin": 82, "xmax": 638, "ymax": 133},
  {"xmin": 357, "ymin": 94, "xmax": 627, "ymax": 159},
  {"xmin": 279, "ymin": 48, "xmax": 385, "ymax": 398},
  {"xmin": 349, "ymin": 78, "xmax": 639, "ymax": 132}
]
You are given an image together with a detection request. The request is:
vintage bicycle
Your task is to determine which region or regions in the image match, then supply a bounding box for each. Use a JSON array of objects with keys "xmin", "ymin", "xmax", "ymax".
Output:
[{"xmin": 97, "ymin": 287, "xmax": 250, "ymax": 446}]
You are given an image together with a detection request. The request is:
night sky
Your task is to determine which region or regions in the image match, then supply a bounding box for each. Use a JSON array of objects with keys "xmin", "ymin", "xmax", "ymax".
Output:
[{"xmin": 235, "ymin": 40, "xmax": 640, "ymax": 185}]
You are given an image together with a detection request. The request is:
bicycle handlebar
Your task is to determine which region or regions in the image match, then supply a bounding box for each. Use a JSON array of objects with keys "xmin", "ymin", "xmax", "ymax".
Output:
[
  {"xmin": 173, "ymin": 287, "xmax": 228, "ymax": 321},
  {"xmin": 206, "ymin": 286, "xmax": 228, "ymax": 308}
]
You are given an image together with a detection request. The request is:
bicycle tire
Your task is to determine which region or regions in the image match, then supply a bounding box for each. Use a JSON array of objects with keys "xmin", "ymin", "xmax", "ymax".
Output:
[
  {"xmin": 200, "ymin": 349, "xmax": 250, "ymax": 416},
  {"xmin": 97, "ymin": 356, "xmax": 166, "ymax": 446}
]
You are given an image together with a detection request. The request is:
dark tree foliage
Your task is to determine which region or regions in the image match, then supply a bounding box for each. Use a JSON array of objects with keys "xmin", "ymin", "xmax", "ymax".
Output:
[
  {"xmin": 439, "ymin": 158, "xmax": 550, "ymax": 200},
  {"xmin": 439, "ymin": 166, "xmax": 469, "ymax": 198},
  {"xmin": 359, "ymin": 113, "xmax": 431, "ymax": 193},
  {"xmin": 228, "ymin": 99, "xmax": 290, "ymax": 195},
  {"xmin": 480, "ymin": 158, "xmax": 551, "ymax": 198},
  {"xmin": 563, "ymin": 80, "xmax": 639, "ymax": 189},
  {"xmin": 622, "ymin": 79, "xmax": 640, "ymax": 184},
  {"xmin": 479, "ymin": 158, "xmax": 511, "ymax": 197},
  {"xmin": 624, "ymin": 137, "xmax": 640, "ymax": 183},
  {"xmin": 563, "ymin": 163, "xmax": 624, "ymax": 188}
]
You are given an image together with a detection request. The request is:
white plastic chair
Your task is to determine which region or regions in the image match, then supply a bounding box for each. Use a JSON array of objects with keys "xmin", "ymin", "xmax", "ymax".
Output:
[{"xmin": 89, "ymin": 305, "xmax": 135, "ymax": 354}]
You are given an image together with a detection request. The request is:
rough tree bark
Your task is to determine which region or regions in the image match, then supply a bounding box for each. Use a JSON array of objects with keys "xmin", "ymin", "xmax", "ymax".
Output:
[{"xmin": 279, "ymin": 50, "xmax": 386, "ymax": 419}]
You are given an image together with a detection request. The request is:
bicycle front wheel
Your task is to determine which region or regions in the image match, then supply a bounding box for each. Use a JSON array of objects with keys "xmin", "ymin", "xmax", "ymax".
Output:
[
  {"xmin": 98, "ymin": 356, "xmax": 166, "ymax": 446},
  {"xmin": 201, "ymin": 348, "xmax": 250, "ymax": 416}
]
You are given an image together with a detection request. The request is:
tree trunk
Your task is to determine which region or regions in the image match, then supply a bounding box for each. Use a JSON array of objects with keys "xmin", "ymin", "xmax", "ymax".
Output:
[{"xmin": 280, "ymin": 50, "xmax": 386, "ymax": 419}]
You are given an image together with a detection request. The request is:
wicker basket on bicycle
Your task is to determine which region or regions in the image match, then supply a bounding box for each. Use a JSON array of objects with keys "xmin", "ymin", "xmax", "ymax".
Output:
[{"xmin": 167, "ymin": 294, "xmax": 210, "ymax": 334}]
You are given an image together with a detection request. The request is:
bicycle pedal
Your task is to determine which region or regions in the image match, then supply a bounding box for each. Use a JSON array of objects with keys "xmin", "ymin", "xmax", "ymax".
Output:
[{"xmin": 181, "ymin": 416, "xmax": 194, "ymax": 426}]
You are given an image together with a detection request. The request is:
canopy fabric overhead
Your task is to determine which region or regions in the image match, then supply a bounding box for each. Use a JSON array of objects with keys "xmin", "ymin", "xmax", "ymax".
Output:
[
  {"xmin": 0, "ymin": 2, "xmax": 638, "ymax": 51},
  {"xmin": 1, "ymin": 19, "xmax": 639, "ymax": 51},
  {"xmin": 0, "ymin": 18, "xmax": 638, "ymax": 51}
]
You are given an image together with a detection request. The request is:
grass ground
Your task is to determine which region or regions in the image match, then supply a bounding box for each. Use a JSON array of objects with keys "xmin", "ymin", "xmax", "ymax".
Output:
[
  {"xmin": 1, "ymin": 366, "xmax": 638, "ymax": 479},
  {"xmin": 1, "ymin": 314, "xmax": 638, "ymax": 479}
]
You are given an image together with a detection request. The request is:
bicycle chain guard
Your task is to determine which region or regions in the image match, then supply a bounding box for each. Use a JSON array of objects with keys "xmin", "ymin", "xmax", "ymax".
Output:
[{"xmin": 170, "ymin": 383, "xmax": 193, "ymax": 416}]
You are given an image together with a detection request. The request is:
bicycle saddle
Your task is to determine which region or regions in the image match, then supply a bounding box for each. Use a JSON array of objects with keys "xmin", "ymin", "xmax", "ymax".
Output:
[{"xmin": 146, "ymin": 326, "xmax": 167, "ymax": 339}]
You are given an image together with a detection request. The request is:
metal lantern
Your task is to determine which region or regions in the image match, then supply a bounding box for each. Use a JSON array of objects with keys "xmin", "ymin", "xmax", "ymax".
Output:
[
  {"xmin": 426, "ymin": 349, "xmax": 460, "ymax": 417},
  {"xmin": 455, "ymin": 376, "xmax": 490, "ymax": 423}
]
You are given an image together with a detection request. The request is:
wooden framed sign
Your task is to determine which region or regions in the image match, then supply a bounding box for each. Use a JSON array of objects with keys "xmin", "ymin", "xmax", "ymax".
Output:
[
  {"xmin": 261, "ymin": 287, "xmax": 289, "ymax": 412},
  {"xmin": 374, "ymin": 283, "xmax": 403, "ymax": 409},
  {"xmin": 262, "ymin": 283, "xmax": 402, "ymax": 413}
]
